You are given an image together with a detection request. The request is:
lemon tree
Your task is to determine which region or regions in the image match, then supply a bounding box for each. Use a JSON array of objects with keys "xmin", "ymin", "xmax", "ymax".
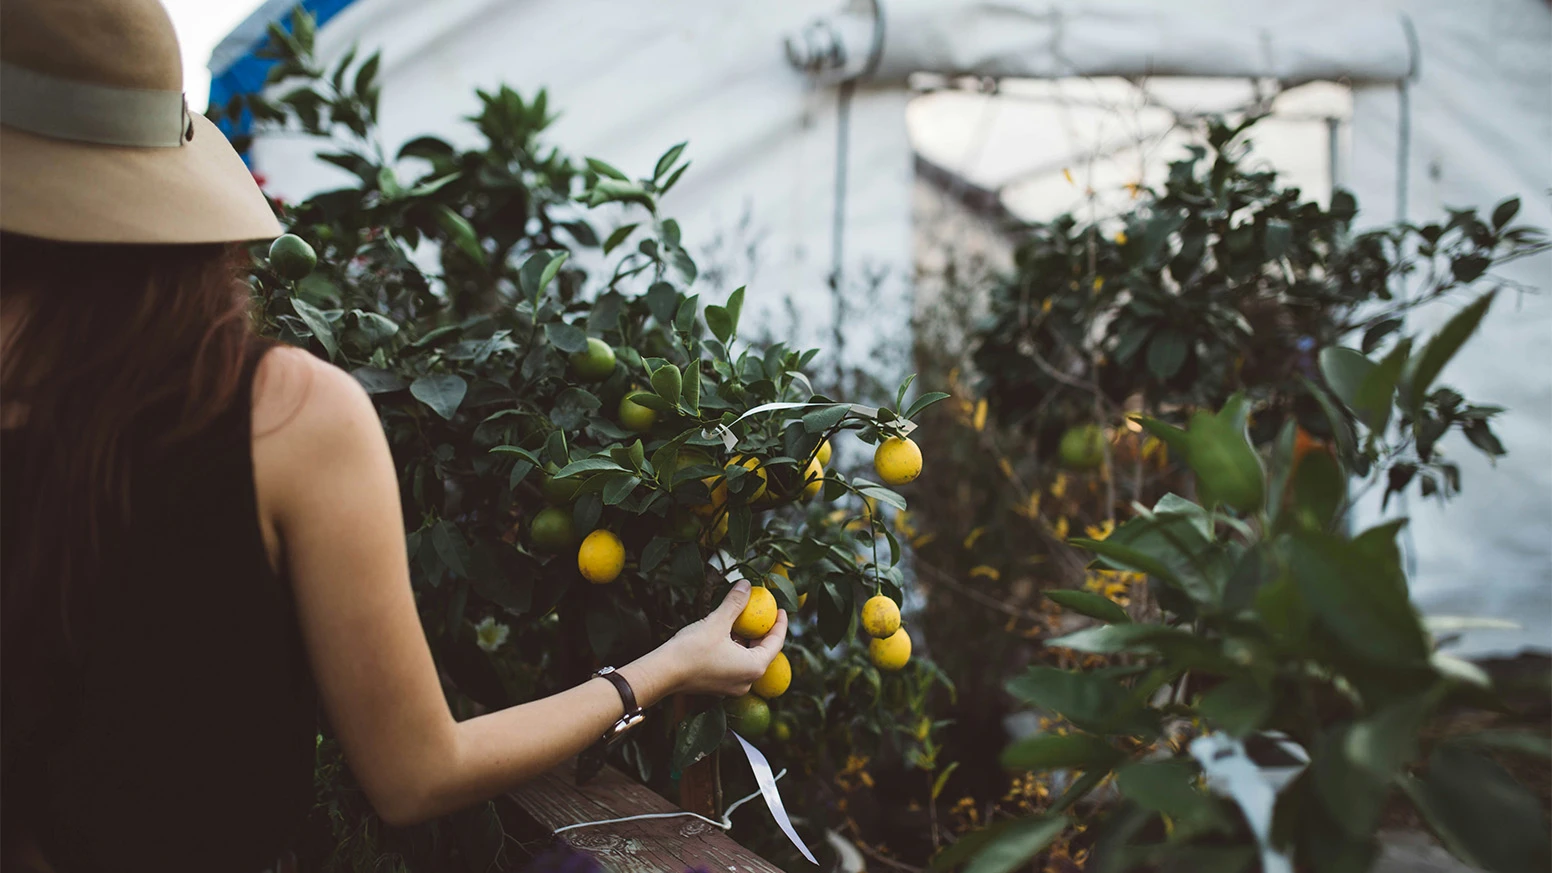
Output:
[{"xmin": 223, "ymin": 11, "xmax": 953, "ymax": 870}]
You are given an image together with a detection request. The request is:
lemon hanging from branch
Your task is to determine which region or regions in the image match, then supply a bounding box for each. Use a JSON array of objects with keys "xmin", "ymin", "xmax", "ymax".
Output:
[
  {"xmin": 732, "ymin": 585, "xmax": 777, "ymax": 639},
  {"xmin": 870, "ymin": 627, "xmax": 912, "ymax": 671},
  {"xmin": 577, "ymin": 530, "xmax": 625, "ymax": 584},
  {"xmin": 861, "ymin": 594, "xmax": 901, "ymax": 638},
  {"xmin": 874, "ymin": 436, "xmax": 922, "ymax": 486}
]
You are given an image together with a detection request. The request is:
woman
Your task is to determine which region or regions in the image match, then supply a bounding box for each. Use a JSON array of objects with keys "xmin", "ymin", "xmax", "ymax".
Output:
[{"xmin": 0, "ymin": 1, "xmax": 788, "ymax": 870}]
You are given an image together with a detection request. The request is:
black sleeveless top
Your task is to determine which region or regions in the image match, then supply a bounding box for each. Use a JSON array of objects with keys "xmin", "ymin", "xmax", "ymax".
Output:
[{"xmin": 1, "ymin": 346, "xmax": 318, "ymax": 872}]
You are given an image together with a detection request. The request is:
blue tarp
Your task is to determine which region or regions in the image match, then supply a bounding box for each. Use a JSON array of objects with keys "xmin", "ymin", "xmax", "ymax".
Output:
[{"xmin": 206, "ymin": 0, "xmax": 360, "ymax": 150}]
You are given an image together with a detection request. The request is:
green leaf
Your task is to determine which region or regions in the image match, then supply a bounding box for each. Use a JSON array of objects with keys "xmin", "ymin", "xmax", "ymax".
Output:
[
  {"xmin": 1318, "ymin": 347, "xmax": 1374, "ymax": 410},
  {"xmin": 1044, "ymin": 590, "xmax": 1130, "ymax": 623},
  {"xmin": 1406, "ymin": 743, "xmax": 1551, "ymax": 873},
  {"xmin": 543, "ymin": 322, "xmax": 588, "ymax": 354},
  {"xmin": 1455, "ymin": 730, "xmax": 1552, "ymax": 760},
  {"xmin": 1046, "ymin": 623, "xmax": 1198, "ymax": 654},
  {"xmin": 1353, "ymin": 337, "xmax": 1410, "ymax": 434},
  {"xmin": 430, "ymin": 520, "xmax": 469, "ymax": 578},
  {"xmin": 1000, "ymin": 732, "xmax": 1122, "ymax": 772},
  {"xmin": 1195, "ymin": 678, "xmax": 1271, "ymax": 737},
  {"xmin": 802, "ymin": 404, "xmax": 851, "ymax": 434},
  {"xmin": 725, "ymin": 285, "xmax": 745, "ymax": 330},
  {"xmin": 554, "ymin": 457, "xmax": 630, "ymax": 478},
  {"xmin": 1288, "ymin": 531, "xmax": 1430, "ymax": 666},
  {"xmin": 671, "ymin": 708, "xmax": 727, "ymax": 772},
  {"xmin": 674, "ymin": 294, "xmax": 698, "ymax": 333},
  {"xmin": 640, "ymin": 536, "xmax": 671, "ymax": 574},
  {"xmin": 1407, "ymin": 291, "xmax": 1495, "ymax": 409},
  {"xmin": 1146, "ymin": 330, "xmax": 1189, "ymax": 380},
  {"xmin": 1115, "ymin": 759, "xmax": 1213, "ymax": 821},
  {"xmin": 409, "ymin": 374, "xmax": 467, "ymax": 420},
  {"xmin": 962, "ymin": 817, "xmax": 1067, "ymax": 873},
  {"xmin": 1285, "ymin": 449, "xmax": 1345, "ymax": 532},
  {"xmin": 433, "ymin": 204, "xmax": 483, "ymax": 264},
  {"xmin": 537, "ymin": 250, "xmax": 569, "ymax": 294},
  {"xmin": 1491, "ymin": 196, "xmax": 1521, "ymax": 229},
  {"xmin": 682, "ymin": 359, "xmax": 701, "ymax": 414},
  {"xmin": 1137, "ymin": 416, "xmax": 1191, "ymax": 460},
  {"xmin": 585, "ymin": 157, "xmax": 629, "ymax": 180},
  {"xmin": 651, "ymin": 363, "xmax": 683, "ymax": 405},
  {"xmin": 1005, "ymin": 666, "xmax": 1153, "ymax": 736},
  {"xmin": 1186, "ymin": 407, "xmax": 1264, "ymax": 512},
  {"xmin": 602, "ymin": 223, "xmax": 638, "ymax": 255},
  {"xmin": 905, "ymin": 391, "xmax": 952, "ymax": 420},
  {"xmin": 351, "ymin": 366, "xmax": 404, "ymax": 394},
  {"xmin": 653, "ymin": 142, "xmax": 688, "ymax": 181},
  {"xmin": 290, "ymin": 297, "xmax": 339, "ymax": 360},
  {"xmin": 602, "ymin": 475, "xmax": 640, "ymax": 506},
  {"xmin": 1300, "ymin": 376, "xmax": 1357, "ymax": 461},
  {"xmin": 704, "ymin": 305, "xmax": 733, "ymax": 344},
  {"xmin": 1069, "ymin": 537, "xmax": 1185, "ymax": 592}
]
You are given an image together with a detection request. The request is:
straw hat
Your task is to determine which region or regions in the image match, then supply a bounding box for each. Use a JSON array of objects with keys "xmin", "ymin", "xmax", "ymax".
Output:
[{"xmin": 0, "ymin": 0, "xmax": 281, "ymax": 243}]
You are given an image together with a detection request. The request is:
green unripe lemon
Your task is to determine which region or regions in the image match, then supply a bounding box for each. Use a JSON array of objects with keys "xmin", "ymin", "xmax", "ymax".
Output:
[
  {"xmin": 269, "ymin": 234, "xmax": 317, "ymax": 280},
  {"xmin": 530, "ymin": 507, "xmax": 576, "ymax": 553},
  {"xmin": 541, "ymin": 463, "xmax": 581, "ymax": 506},
  {"xmin": 570, "ymin": 337, "xmax": 617, "ymax": 382},
  {"xmin": 724, "ymin": 693, "xmax": 772, "ymax": 739},
  {"xmin": 619, "ymin": 392, "xmax": 658, "ymax": 432},
  {"xmin": 1059, "ymin": 424, "xmax": 1107, "ymax": 470}
]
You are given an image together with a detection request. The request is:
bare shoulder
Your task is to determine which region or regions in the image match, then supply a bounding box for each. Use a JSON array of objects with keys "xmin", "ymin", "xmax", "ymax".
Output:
[{"xmin": 252, "ymin": 344, "xmax": 378, "ymax": 444}]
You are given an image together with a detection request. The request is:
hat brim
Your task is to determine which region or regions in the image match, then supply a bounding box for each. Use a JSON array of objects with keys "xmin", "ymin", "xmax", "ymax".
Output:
[{"xmin": 0, "ymin": 113, "xmax": 282, "ymax": 244}]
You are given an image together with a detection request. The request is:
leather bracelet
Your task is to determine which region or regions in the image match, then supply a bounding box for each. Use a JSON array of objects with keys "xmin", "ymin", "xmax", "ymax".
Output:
[{"xmin": 593, "ymin": 666, "xmax": 644, "ymax": 744}]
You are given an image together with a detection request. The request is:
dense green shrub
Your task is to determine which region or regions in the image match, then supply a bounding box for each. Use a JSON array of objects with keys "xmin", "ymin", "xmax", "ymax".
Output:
[
  {"xmin": 219, "ymin": 10, "xmax": 950, "ymax": 870},
  {"xmin": 956, "ymin": 301, "xmax": 1550, "ymax": 872}
]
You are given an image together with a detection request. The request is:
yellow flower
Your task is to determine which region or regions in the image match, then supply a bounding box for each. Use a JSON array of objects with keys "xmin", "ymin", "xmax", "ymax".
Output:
[
  {"xmin": 1050, "ymin": 473, "xmax": 1068, "ymax": 500},
  {"xmin": 1053, "ymin": 516, "xmax": 1070, "ymax": 539},
  {"xmin": 963, "ymin": 526, "xmax": 987, "ymax": 549},
  {"xmin": 1092, "ymin": 277, "xmax": 1104, "ymax": 293},
  {"xmin": 973, "ymin": 398, "xmax": 988, "ymax": 432},
  {"xmin": 911, "ymin": 532, "xmax": 938, "ymax": 549},
  {"xmin": 1041, "ymin": 298, "xmax": 1053, "ymax": 313},
  {"xmin": 1115, "ymin": 231, "xmax": 1128, "ymax": 245},
  {"xmin": 998, "ymin": 457, "xmax": 1016, "ymax": 481},
  {"xmin": 1062, "ymin": 167, "xmax": 1074, "ymax": 185},
  {"xmin": 1084, "ymin": 519, "xmax": 1115, "ymax": 541},
  {"xmin": 969, "ymin": 565, "xmax": 1001, "ymax": 581}
]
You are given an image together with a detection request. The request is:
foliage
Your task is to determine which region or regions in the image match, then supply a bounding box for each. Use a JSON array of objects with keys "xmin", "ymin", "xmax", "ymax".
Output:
[
  {"xmin": 216, "ymin": 9, "xmax": 949, "ymax": 870},
  {"xmin": 904, "ymin": 114, "xmax": 1548, "ymax": 868},
  {"xmin": 954, "ymin": 299, "xmax": 1551, "ymax": 871}
]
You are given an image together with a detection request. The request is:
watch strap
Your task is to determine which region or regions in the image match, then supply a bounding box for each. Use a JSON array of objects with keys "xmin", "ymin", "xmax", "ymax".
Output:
[{"xmin": 595, "ymin": 666, "xmax": 640, "ymax": 716}]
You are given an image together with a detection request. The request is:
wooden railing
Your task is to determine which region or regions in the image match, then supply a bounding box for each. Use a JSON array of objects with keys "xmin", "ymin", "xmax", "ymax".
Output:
[{"xmin": 505, "ymin": 762, "xmax": 783, "ymax": 873}]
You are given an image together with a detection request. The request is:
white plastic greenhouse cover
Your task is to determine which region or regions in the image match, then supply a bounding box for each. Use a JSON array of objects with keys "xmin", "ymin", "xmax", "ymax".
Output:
[{"xmin": 220, "ymin": 0, "xmax": 1550, "ymax": 656}]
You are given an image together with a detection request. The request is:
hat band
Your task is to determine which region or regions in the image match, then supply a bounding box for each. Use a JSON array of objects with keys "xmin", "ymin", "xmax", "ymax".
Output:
[{"xmin": 0, "ymin": 61, "xmax": 191, "ymax": 148}]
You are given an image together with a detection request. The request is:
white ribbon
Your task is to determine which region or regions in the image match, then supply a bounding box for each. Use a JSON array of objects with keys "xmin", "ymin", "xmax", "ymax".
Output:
[
  {"xmin": 1189, "ymin": 732, "xmax": 1310, "ymax": 873},
  {"xmin": 733, "ymin": 731, "xmax": 819, "ymax": 865}
]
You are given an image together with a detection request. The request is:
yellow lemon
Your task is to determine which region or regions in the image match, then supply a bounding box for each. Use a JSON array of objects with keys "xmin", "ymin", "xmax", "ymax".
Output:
[
  {"xmin": 771, "ymin": 562, "xmax": 791, "ymax": 579},
  {"xmin": 725, "ymin": 455, "xmax": 768, "ymax": 502},
  {"xmin": 874, "ymin": 437, "xmax": 923, "ymax": 486},
  {"xmin": 869, "ymin": 628, "xmax": 912, "ymax": 671},
  {"xmin": 800, "ymin": 457, "xmax": 825, "ymax": 499},
  {"xmin": 861, "ymin": 594, "xmax": 901, "ymax": 638},
  {"xmin": 816, "ymin": 439, "xmax": 833, "ymax": 467},
  {"xmin": 752, "ymin": 652, "xmax": 791, "ymax": 699},
  {"xmin": 700, "ymin": 512, "xmax": 728, "ymax": 547},
  {"xmin": 732, "ymin": 585, "xmax": 778, "ymax": 639},
  {"xmin": 772, "ymin": 719, "xmax": 793, "ymax": 742},
  {"xmin": 577, "ymin": 530, "xmax": 625, "ymax": 584}
]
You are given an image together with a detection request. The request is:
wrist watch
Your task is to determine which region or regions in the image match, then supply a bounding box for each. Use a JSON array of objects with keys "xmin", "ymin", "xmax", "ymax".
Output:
[
  {"xmin": 593, "ymin": 666, "xmax": 645, "ymax": 745},
  {"xmin": 577, "ymin": 666, "xmax": 645, "ymax": 786}
]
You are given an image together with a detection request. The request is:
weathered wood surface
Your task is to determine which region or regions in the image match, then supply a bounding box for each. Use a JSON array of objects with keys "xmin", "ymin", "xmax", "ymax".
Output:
[{"xmin": 507, "ymin": 761, "xmax": 784, "ymax": 873}]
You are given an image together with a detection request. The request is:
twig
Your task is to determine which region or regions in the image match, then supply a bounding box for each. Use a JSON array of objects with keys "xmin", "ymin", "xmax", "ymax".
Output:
[
  {"xmin": 841, "ymin": 829, "xmax": 928, "ymax": 873},
  {"xmin": 916, "ymin": 558, "xmax": 1048, "ymax": 623}
]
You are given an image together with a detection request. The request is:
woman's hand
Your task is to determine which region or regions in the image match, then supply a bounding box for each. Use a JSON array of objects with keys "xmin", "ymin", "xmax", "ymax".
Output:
[{"xmin": 658, "ymin": 580, "xmax": 789, "ymax": 697}]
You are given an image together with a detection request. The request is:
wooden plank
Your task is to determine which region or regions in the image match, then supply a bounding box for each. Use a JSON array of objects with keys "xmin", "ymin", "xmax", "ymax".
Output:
[{"xmin": 507, "ymin": 761, "xmax": 784, "ymax": 873}]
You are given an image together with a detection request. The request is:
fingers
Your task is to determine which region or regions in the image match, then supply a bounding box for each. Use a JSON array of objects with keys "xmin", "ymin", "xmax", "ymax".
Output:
[
  {"xmin": 711, "ymin": 579, "xmax": 752, "ymax": 624},
  {"xmin": 750, "ymin": 609, "xmax": 788, "ymax": 663}
]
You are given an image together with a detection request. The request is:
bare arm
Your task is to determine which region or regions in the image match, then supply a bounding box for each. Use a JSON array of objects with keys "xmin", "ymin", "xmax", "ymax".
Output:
[{"xmin": 253, "ymin": 349, "xmax": 786, "ymax": 826}]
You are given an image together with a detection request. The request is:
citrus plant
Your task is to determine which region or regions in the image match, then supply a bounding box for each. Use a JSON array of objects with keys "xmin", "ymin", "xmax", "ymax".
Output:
[
  {"xmin": 218, "ymin": 9, "xmax": 950, "ymax": 870},
  {"xmin": 943, "ymin": 299, "xmax": 1550, "ymax": 873}
]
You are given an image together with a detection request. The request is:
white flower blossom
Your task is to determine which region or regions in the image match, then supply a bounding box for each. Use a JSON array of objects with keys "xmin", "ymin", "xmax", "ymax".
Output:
[{"xmin": 474, "ymin": 616, "xmax": 510, "ymax": 653}]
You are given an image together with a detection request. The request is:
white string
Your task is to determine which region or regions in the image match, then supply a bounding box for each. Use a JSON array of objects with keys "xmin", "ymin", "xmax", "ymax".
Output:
[{"xmin": 553, "ymin": 768, "xmax": 788, "ymax": 835}]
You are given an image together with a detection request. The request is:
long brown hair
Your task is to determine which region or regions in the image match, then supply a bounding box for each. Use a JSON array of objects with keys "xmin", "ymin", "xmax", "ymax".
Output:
[{"xmin": 0, "ymin": 230, "xmax": 258, "ymax": 678}]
